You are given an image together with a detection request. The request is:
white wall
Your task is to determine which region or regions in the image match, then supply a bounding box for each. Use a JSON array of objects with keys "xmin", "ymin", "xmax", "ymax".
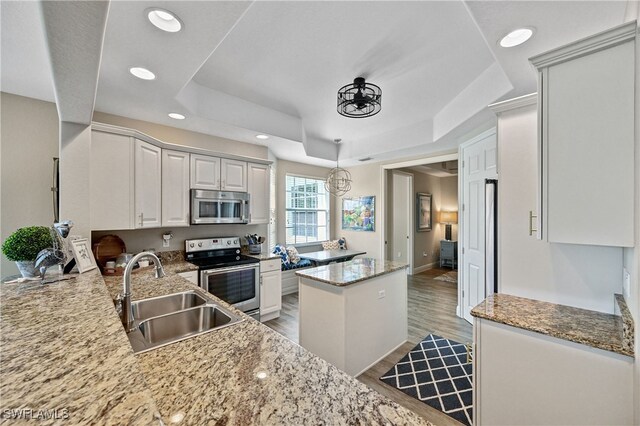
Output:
[
  {"xmin": 497, "ymin": 101, "xmax": 623, "ymax": 314},
  {"xmin": 1, "ymin": 93, "xmax": 59, "ymax": 278},
  {"xmin": 332, "ymin": 163, "xmax": 382, "ymax": 259}
]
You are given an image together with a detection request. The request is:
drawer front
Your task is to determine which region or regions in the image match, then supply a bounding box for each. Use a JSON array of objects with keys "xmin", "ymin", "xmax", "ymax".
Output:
[{"xmin": 260, "ymin": 258, "xmax": 281, "ymax": 273}]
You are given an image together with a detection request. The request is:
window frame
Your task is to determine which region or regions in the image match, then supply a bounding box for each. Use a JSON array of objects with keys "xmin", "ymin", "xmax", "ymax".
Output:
[{"xmin": 284, "ymin": 173, "xmax": 330, "ymax": 246}]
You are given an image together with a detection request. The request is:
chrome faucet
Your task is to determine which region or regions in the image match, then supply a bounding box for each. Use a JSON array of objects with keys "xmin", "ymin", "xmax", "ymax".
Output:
[{"xmin": 119, "ymin": 252, "xmax": 166, "ymax": 332}]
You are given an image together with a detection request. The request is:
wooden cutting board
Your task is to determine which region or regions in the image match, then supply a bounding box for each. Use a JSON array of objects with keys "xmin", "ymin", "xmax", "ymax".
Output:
[{"xmin": 92, "ymin": 235, "xmax": 126, "ymax": 269}]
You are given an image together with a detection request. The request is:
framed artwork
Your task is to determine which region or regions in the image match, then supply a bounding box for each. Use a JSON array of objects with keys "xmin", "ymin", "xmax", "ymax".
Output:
[
  {"xmin": 342, "ymin": 196, "xmax": 375, "ymax": 232},
  {"xmin": 416, "ymin": 193, "xmax": 432, "ymax": 232},
  {"xmin": 71, "ymin": 238, "xmax": 97, "ymax": 273}
]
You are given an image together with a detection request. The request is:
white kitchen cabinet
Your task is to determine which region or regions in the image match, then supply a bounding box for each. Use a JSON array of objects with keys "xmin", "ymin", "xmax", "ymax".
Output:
[
  {"xmin": 90, "ymin": 130, "xmax": 135, "ymax": 230},
  {"xmin": 134, "ymin": 139, "xmax": 162, "ymax": 228},
  {"xmin": 474, "ymin": 318, "xmax": 634, "ymax": 425},
  {"xmin": 162, "ymin": 149, "xmax": 190, "ymax": 227},
  {"xmin": 221, "ymin": 158, "xmax": 247, "ymax": 192},
  {"xmin": 177, "ymin": 270, "xmax": 198, "ymax": 285},
  {"xmin": 247, "ymin": 163, "xmax": 270, "ymax": 224},
  {"xmin": 259, "ymin": 258, "xmax": 281, "ymax": 322},
  {"xmin": 530, "ymin": 22, "xmax": 636, "ymax": 247},
  {"xmin": 190, "ymin": 154, "xmax": 221, "ymax": 190}
]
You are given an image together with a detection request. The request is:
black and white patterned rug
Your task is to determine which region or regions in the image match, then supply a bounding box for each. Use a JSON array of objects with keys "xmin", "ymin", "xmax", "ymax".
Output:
[{"xmin": 380, "ymin": 334, "xmax": 473, "ymax": 426}]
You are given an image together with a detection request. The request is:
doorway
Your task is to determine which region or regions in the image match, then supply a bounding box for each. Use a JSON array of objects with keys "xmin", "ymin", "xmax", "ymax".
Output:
[
  {"xmin": 382, "ymin": 153, "xmax": 461, "ymax": 325},
  {"xmin": 388, "ymin": 171, "xmax": 413, "ymax": 270}
]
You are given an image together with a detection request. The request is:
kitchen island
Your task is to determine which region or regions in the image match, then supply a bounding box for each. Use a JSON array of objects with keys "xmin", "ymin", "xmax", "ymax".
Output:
[
  {"xmin": 296, "ymin": 258, "xmax": 409, "ymax": 376},
  {"xmin": 1, "ymin": 257, "xmax": 430, "ymax": 425}
]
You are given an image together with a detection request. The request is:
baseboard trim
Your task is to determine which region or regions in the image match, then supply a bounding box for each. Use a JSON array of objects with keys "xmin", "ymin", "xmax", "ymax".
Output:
[
  {"xmin": 413, "ymin": 262, "xmax": 438, "ymax": 275},
  {"xmin": 260, "ymin": 310, "xmax": 280, "ymax": 322},
  {"xmin": 354, "ymin": 339, "xmax": 408, "ymax": 378}
]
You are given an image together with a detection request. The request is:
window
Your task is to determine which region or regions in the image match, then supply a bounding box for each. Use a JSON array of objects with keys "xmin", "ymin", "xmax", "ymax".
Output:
[{"xmin": 285, "ymin": 175, "xmax": 329, "ymax": 245}]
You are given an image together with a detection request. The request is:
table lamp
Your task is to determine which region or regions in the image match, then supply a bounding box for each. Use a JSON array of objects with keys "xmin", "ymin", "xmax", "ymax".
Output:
[{"xmin": 440, "ymin": 211, "xmax": 458, "ymax": 241}]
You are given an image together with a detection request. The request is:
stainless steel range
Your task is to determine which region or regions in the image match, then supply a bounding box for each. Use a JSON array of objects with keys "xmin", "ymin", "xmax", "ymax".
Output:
[{"xmin": 185, "ymin": 237, "xmax": 260, "ymax": 320}]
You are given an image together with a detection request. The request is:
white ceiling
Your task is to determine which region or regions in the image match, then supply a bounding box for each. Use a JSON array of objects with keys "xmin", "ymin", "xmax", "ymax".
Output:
[{"xmin": 0, "ymin": 1, "xmax": 630, "ymax": 167}]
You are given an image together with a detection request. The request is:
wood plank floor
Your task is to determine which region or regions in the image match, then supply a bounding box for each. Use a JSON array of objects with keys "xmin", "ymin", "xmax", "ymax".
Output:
[{"xmin": 264, "ymin": 268, "xmax": 473, "ymax": 425}]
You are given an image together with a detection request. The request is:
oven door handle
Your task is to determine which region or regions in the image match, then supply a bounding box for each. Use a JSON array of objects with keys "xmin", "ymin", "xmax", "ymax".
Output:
[{"xmin": 201, "ymin": 264, "xmax": 259, "ymax": 276}]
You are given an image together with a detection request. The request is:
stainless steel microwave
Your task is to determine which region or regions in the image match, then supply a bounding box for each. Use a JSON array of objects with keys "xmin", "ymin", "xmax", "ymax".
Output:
[{"xmin": 191, "ymin": 189, "xmax": 249, "ymax": 225}]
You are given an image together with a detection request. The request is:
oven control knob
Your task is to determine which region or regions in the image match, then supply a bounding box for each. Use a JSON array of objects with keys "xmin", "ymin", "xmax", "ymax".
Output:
[
  {"xmin": 235, "ymin": 249, "xmax": 240, "ymax": 254},
  {"xmin": 227, "ymin": 240, "xmax": 231, "ymax": 245},
  {"xmin": 189, "ymin": 243, "xmax": 194, "ymax": 248},
  {"xmin": 234, "ymin": 239, "xmax": 238, "ymax": 245},
  {"xmin": 198, "ymin": 242, "xmax": 203, "ymax": 247}
]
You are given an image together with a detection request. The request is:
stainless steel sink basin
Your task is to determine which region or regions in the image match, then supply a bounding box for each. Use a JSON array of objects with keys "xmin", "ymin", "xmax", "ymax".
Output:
[
  {"xmin": 138, "ymin": 306, "xmax": 237, "ymax": 345},
  {"xmin": 131, "ymin": 291, "xmax": 207, "ymax": 321},
  {"xmin": 124, "ymin": 291, "xmax": 243, "ymax": 354}
]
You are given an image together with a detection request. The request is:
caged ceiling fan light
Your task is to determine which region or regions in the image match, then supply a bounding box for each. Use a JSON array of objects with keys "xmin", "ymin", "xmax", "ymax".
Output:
[
  {"xmin": 325, "ymin": 139, "xmax": 352, "ymax": 197},
  {"xmin": 337, "ymin": 77, "xmax": 382, "ymax": 118}
]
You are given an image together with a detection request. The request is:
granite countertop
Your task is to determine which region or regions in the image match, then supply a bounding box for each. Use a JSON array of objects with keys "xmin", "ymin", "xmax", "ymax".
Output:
[
  {"xmin": 296, "ymin": 258, "xmax": 408, "ymax": 286},
  {"xmin": 471, "ymin": 293, "xmax": 633, "ymax": 357},
  {"xmin": 158, "ymin": 258, "xmax": 198, "ymax": 275},
  {"xmin": 245, "ymin": 252, "xmax": 281, "ymax": 261},
  {"xmin": 0, "ymin": 270, "xmax": 161, "ymax": 424},
  {"xmin": 102, "ymin": 271, "xmax": 431, "ymax": 425},
  {"xmin": 2, "ymin": 263, "xmax": 430, "ymax": 424},
  {"xmin": 614, "ymin": 294, "xmax": 635, "ymax": 355}
]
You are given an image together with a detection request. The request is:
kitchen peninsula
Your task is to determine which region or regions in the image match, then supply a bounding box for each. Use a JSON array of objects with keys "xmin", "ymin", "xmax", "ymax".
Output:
[
  {"xmin": 0, "ymin": 258, "xmax": 429, "ymax": 425},
  {"xmin": 296, "ymin": 258, "xmax": 409, "ymax": 376}
]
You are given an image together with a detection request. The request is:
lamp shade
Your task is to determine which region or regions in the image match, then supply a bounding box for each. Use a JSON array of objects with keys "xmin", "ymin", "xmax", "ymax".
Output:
[{"xmin": 440, "ymin": 211, "xmax": 458, "ymax": 224}]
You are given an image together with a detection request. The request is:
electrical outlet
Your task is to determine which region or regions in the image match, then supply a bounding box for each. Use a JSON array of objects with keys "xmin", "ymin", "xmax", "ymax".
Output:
[
  {"xmin": 623, "ymin": 268, "xmax": 631, "ymax": 300},
  {"xmin": 162, "ymin": 239, "xmax": 170, "ymax": 248},
  {"xmin": 378, "ymin": 290, "xmax": 386, "ymax": 299},
  {"xmin": 397, "ymin": 251, "xmax": 401, "ymax": 258}
]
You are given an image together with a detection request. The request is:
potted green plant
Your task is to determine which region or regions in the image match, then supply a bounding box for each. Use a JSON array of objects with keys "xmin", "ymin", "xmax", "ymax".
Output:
[{"xmin": 2, "ymin": 226, "xmax": 53, "ymax": 278}]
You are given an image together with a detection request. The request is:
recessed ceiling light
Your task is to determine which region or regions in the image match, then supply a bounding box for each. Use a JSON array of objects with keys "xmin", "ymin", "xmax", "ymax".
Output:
[
  {"xmin": 499, "ymin": 28, "xmax": 534, "ymax": 48},
  {"xmin": 168, "ymin": 112, "xmax": 185, "ymax": 120},
  {"xmin": 255, "ymin": 134, "xmax": 269, "ymax": 140},
  {"xmin": 147, "ymin": 8, "xmax": 182, "ymax": 33},
  {"xmin": 129, "ymin": 67, "xmax": 156, "ymax": 80}
]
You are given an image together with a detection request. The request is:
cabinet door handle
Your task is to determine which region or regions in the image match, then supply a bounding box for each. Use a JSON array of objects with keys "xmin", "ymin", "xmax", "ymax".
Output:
[
  {"xmin": 529, "ymin": 210, "xmax": 538, "ymax": 236},
  {"xmin": 139, "ymin": 213, "xmax": 144, "ymax": 227},
  {"xmin": 260, "ymin": 276, "xmax": 263, "ymax": 285}
]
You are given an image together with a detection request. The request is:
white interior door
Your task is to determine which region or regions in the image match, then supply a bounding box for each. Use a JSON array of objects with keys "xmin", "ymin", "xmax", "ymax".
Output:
[
  {"xmin": 391, "ymin": 171, "xmax": 412, "ymax": 270},
  {"xmin": 461, "ymin": 131, "xmax": 497, "ymax": 323}
]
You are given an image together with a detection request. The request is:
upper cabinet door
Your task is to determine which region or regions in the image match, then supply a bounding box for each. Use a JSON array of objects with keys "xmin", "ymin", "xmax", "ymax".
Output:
[
  {"xmin": 247, "ymin": 163, "xmax": 270, "ymax": 224},
  {"xmin": 530, "ymin": 22, "xmax": 636, "ymax": 247},
  {"xmin": 190, "ymin": 154, "xmax": 221, "ymax": 190},
  {"xmin": 221, "ymin": 159, "xmax": 247, "ymax": 192},
  {"xmin": 90, "ymin": 131, "xmax": 135, "ymax": 230},
  {"xmin": 134, "ymin": 139, "xmax": 162, "ymax": 228},
  {"xmin": 162, "ymin": 149, "xmax": 190, "ymax": 227}
]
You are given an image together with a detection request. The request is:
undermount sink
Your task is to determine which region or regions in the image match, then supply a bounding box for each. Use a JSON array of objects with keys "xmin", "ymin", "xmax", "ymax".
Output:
[
  {"xmin": 131, "ymin": 291, "xmax": 208, "ymax": 321},
  {"xmin": 124, "ymin": 291, "xmax": 243, "ymax": 354},
  {"xmin": 138, "ymin": 306, "xmax": 236, "ymax": 345}
]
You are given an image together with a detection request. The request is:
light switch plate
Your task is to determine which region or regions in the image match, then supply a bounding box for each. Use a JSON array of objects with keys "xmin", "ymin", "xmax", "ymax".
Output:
[{"xmin": 378, "ymin": 290, "xmax": 386, "ymax": 299}]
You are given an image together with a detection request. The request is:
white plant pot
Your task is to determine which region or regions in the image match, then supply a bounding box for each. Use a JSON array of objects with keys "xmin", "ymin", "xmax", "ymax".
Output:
[{"xmin": 15, "ymin": 260, "xmax": 37, "ymax": 278}]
